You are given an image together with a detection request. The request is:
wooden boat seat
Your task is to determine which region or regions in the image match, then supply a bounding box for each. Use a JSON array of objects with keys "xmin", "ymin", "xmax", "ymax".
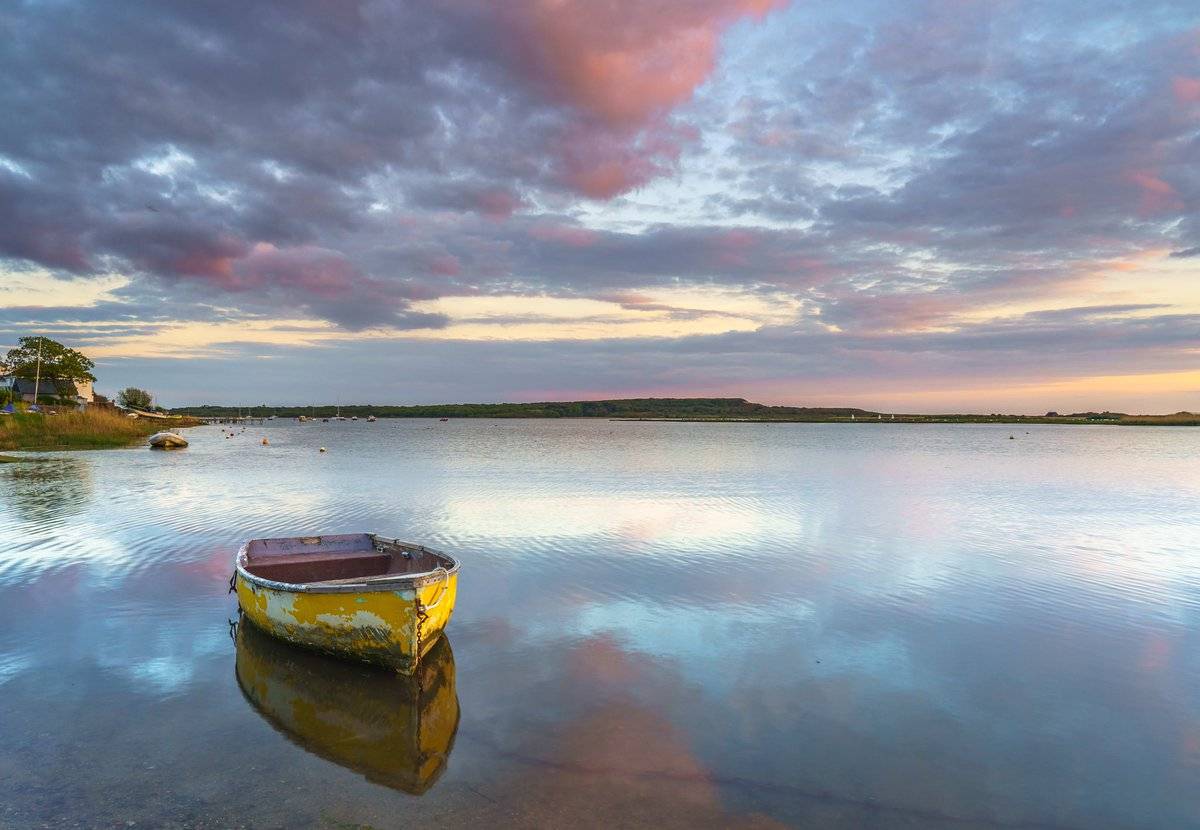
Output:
[{"xmin": 245, "ymin": 551, "xmax": 393, "ymax": 584}]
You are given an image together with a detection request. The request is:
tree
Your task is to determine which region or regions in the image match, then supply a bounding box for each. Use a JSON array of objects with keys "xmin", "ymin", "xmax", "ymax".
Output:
[
  {"xmin": 4, "ymin": 336, "xmax": 96, "ymax": 383},
  {"xmin": 118, "ymin": 387, "xmax": 154, "ymax": 410}
]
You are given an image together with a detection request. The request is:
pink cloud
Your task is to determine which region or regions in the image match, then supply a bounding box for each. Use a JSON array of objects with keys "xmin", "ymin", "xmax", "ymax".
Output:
[
  {"xmin": 213, "ymin": 244, "xmax": 448, "ymax": 328},
  {"xmin": 474, "ymin": 188, "xmax": 524, "ymax": 220},
  {"xmin": 1172, "ymin": 76, "xmax": 1200, "ymax": 105},
  {"xmin": 780, "ymin": 255, "xmax": 843, "ymax": 285},
  {"xmin": 509, "ymin": 0, "xmax": 784, "ymax": 126},
  {"xmin": 710, "ymin": 227, "xmax": 760, "ymax": 267},
  {"xmin": 228, "ymin": 243, "xmax": 438, "ymax": 303},
  {"xmin": 127, "ymin": 230, "xmax": 249, "ymax": 289},
  {"xmin": 833, "ymin": 292, "xmax": 967, "ymax": 332},
  {"xmin": 235, "ymin": 243, "xmax": 359, "ymax": 298},
  {"xmin": 483, "ymin": 0, "xmax": 785, "ymax": 198},
  {"xmin": 164, "ymin": 249, "xmax": 237, "ymax": 283},
  {"xmin": 426, "ymin": 253, "xmax": 462, "ymax": 277},
  {"xmin": 556, "ymin": 115, "xmax": 698, "ymax": 199},
  {"xmin": 528, "ymin": 222, "xmax": 600, "ymax": 247},
  {"xmin": 1125, "ymin": 169, "xmax": 1183, "ymax": 216}
]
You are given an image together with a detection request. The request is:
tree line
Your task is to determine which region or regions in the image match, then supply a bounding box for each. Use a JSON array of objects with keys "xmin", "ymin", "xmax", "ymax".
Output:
[{"xmin": 170, "ymin": 399, "xmax": 881, "ymax": 420}]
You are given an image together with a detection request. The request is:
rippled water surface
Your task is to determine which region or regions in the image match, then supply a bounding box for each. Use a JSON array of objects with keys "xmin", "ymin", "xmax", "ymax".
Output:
[{"xmin": 2, "ymin": 420, "xmax": 1199, "ymax": 829}]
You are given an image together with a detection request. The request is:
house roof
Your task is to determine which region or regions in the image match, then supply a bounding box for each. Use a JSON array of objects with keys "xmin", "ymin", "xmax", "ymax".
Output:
[{"xmin": 12, "ymin": 377, "xmax": 81, "ymax": 396}]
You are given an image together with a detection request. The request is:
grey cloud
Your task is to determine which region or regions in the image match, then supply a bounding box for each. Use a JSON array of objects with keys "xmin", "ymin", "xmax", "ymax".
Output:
[{"xmin": 0, "ymin": 0, "xmax": 676, "ymax": 322}]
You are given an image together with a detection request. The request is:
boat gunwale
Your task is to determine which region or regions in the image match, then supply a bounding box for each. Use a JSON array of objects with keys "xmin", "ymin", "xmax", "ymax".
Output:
[{"xmin": 236, "ymin": 534, "xmax": 460, "ymax": 595}]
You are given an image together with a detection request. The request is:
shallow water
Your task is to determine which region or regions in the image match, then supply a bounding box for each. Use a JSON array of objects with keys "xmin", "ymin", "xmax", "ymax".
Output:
[{"xmin": 1, "ymin": 420, "xmax": 1198, "ymax": 829}]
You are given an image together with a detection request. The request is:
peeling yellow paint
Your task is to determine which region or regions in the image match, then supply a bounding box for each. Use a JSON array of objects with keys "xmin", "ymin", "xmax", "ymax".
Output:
[{"xmin": 235, "ymin": 572, "xmax": 457, "ymax": 673}]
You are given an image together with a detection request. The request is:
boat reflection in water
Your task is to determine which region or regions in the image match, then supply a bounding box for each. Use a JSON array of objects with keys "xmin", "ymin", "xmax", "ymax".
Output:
[{"xmin": 234, "ymin": 619, "xmax": 459, "ymax": 795}]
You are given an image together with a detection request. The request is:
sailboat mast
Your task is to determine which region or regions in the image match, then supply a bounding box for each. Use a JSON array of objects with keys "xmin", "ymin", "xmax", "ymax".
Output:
[{"xmin": 32, "ymin": 338, "xmax": 42, "ymax": 404}]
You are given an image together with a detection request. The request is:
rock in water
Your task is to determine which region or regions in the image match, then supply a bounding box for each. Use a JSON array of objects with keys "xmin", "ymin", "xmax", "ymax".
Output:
[{"xmin": 149, "ymin": 432, "xmax": 189, "ymax": 449}]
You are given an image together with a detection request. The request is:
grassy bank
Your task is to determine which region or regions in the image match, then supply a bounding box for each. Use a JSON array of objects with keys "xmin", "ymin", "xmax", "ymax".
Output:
[{"xmin": 0, "ymin": 409, "xmax": 200, "ymax": 451}]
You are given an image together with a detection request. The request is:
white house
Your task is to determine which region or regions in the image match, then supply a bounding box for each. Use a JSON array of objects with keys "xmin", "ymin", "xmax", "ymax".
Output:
[{"xmin": 11, "ymin": 377, "xmax": 95, "ymax": 407}]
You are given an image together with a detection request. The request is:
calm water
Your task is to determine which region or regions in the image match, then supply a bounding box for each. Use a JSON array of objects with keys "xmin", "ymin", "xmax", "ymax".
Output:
[{"xmin": 1, "ymin": 421, "xmax": 1198, "ymax": 829}]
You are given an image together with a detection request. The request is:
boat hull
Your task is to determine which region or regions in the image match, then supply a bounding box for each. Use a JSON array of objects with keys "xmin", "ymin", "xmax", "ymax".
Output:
[{"xmin": 235, "ymin": 538, "xmax": 458, "ymax": 674}]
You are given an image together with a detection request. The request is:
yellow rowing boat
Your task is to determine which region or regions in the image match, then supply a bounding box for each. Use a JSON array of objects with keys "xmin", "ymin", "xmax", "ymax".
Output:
[
  {"xmin": 234, "ymin": 533, "xmax": 459, "ymax": 674},
  {"xmin": 235, "ymin": 619, "xmax": 459, "ymax": 794}
]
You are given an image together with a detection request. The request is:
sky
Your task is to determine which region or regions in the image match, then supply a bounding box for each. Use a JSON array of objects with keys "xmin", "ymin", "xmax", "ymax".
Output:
[{"xmin": 0, "ymin": 0, "xmax": 1198, "ymax": 412}]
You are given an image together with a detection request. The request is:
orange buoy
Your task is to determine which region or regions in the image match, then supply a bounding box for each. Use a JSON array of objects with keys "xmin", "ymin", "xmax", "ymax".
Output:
[{"xmin": 262, "ymin": 437, "xmax": 269, "ymax": 445}]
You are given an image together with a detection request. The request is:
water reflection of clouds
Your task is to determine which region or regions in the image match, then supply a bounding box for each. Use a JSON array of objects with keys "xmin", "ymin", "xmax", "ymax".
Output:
[
  {"xmin": 0, "ymin": 652, "xmax": 33, "ymax": 686},
  {"xmin": 475, "ymin": 540, "xmax": 1200, "ymax": 827},
  {"xmin": 563, "ymin": 599, "xmax": 922, "ymax": 704},
  {"xmin": 451, "ymin": 633, "xmax": 794, "ymax": 828},
  {"xmin": 0, "ymin": 558, "xmax": 230, "ymax": 693},
  {"xmin": 0, "ymin": 517, "xmax": 130, "ymax": 581},
  {"xmin": 0, "ymin": 457, "xmax": 93, "ymax": 523},
  {"xmin": 570, "ymin": 601, "xmax": 813, "ymax": 681},
  {"xmin": 122, "ymin": 653, "xmax": 209, "ymax": 695},
  {"xmin": 76, "ymin": 603, "xmax": 228, "ymax": 696},
  {"xmin": 442, "ymin": 494, "xmax": 804, "ymax": 547}
]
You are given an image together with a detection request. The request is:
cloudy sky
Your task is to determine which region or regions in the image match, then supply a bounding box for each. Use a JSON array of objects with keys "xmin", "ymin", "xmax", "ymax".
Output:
[{"xmin": 1, "ymin": 0, "xmax": 1198, "ymax": 411}]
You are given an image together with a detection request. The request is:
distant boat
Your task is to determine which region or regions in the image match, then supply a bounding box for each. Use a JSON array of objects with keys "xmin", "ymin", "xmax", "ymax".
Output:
[
  {"xmin": 351, "ymin": 416, "xmax": 358, "ymax": 421},
  {"xmin": 367, "ymin": 415, "xmax": 377, "ymax": 423},
  {"xmin": 268, "ymin": 415, "xmax": 276, "ymax": 420},
  {"xmin": 148, "ymin": 431, "xmax": 188, "ymax": 449},
  {"xmin": 439, "ymin": 418, "xmax": 449, "ymax": 422}
]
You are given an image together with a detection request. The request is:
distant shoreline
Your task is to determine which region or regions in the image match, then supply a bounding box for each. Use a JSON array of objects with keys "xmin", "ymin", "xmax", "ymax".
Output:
[
  {"xmin": 612, "ymin": 416, "xmax": 1199, "ymax": 425},
  {"xmin": 170, "ymin": 397, "xmax": 1200, "ymax": 426}
]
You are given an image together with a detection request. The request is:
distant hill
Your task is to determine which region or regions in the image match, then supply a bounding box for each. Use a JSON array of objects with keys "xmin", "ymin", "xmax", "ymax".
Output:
[{"xmin": 171, "ymin": 397, "xmax": 880, "ymax": 420}]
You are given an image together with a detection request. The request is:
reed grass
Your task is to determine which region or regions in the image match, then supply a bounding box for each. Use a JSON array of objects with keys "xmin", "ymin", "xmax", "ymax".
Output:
[
  {"xmin": 0, "ymin": 409, "xmax": 199, "ymax": 451},
  {"xmin": 1118, "ymin": 412, "xmax": 1200, "ymax": 426}
]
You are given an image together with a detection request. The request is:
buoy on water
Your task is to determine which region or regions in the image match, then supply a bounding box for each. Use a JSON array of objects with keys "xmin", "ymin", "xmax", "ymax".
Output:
[
  {"xmin": 262, "ymin": 437, "xmax": 269, "ymax": 445},
  {"xmin": 319, "ymin": 447, "xmax": 327, "ymax": 453}
]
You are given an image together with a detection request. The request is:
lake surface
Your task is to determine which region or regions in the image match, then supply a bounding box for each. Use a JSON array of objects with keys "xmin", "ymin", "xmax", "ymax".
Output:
[{"xmin": 1, "ymin": 420, "xmax": 1198, "ymax": 829}]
